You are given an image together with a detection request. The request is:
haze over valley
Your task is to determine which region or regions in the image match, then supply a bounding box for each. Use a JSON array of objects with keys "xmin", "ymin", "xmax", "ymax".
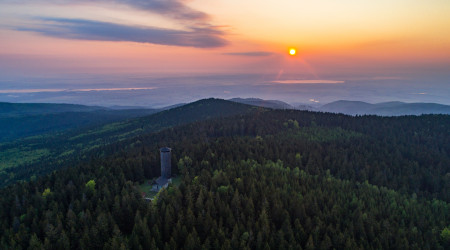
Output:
[{"xmin": 1, "ymin": 73, "xmax": 449, "ymax": 108}]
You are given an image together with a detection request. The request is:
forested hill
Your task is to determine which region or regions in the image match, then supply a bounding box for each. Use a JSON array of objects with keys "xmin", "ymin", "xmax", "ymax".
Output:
[
  {"xmin": 229, "ymin": 98, "xmax": 294, "ymax": 109},
  {"xmin": 0, "ymin": 102, "xmax": 449, "ymax": 249},
  {"xmin": 320, "ymin": 100, "xmax": 450, "ymax": 116},
  {"xmin": 0, "ymin": 99, "xmax": 259, "ymax": 186},
  {"xmin": 0, "ymin": 101, "xmax": 169, "ymax": 142},
  {"xmin": 0, "ymin": 109, "xmax": 160, "ymax": 142},
  {"xmin": 0, "ymin": 102, "xmax": 105, "ymax": 116}
]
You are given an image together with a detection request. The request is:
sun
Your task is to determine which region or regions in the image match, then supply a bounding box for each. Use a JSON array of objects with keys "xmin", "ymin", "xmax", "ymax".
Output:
[{"xmin": 289, "ymin": 48, "xmax": 296, "ymax": 56}]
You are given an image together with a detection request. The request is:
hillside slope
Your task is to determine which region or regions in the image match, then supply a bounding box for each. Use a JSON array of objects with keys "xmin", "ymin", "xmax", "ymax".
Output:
[
  {"xmin": 0, "ymin": 102, "xmax": 105, "ymax": 116},
  {"xmin": 0, "ymin": 109, "xmax": 159, "ymax": 142},
  {"xmin": 320, "ymin": 100, "xmax": 450, "ymax": 116},
  {"xmin": 0, "ymin": 98, "xmax": 259, "ymax": 185},
  {"xmin": 229, "ymin": 98, "xmax": 294, "ymax": 109}
]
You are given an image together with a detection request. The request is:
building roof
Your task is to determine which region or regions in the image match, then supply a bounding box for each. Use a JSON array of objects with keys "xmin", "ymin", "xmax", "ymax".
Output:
[
  {"xmin": 160, "ymin": 147, "xmax": 172, "ymax": 152},
  {"xmin": 155, "ymin": 177, "xmax": 170, "ymax": 186}
]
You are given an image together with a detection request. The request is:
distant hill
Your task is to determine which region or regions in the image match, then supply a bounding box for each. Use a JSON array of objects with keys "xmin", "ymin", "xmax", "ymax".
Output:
[
  {"xmin": 107, "ymin": 105, "xmax": 149, "ymax": 110},
  {"xmin": 296, "ymin": 104, "xmax": 319, "ymax": 112},
  {"xmin": 0, "ymin": 109, "xmax": 159, "ymax": 142},
  {"xmin": 230, "ymin": 98, "xmax": 294, "ymax": 109},
  {"xmin": 0, "ymin": 102, "xmax": 160, "ymax": 142},
  {"xmin": 320, "ymin": 100, "xmax": 450, "ymax": 116},
  {"xmin": 0, "ymin": 102, "xmax": 106, "ymax": 117},
  {"xmin": 0, "ymin": 98, "xmax": 259, "ymax": 185}
]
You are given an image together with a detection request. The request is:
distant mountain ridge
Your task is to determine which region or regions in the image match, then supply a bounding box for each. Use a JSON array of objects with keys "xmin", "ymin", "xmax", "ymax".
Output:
[
  {"xmin": 0, "ymin": 102, "xmax": 106, "ymax": 117},
  {"xmin": 320, "ymin": 100, "xmax": 450, "ymax": 116},
  {"xmin": 1, "ymin": 98, "xmax": 448, "ymax": 143},
  {"xmin": 229, "ymin": 98, "xmax": 294, "ymax": 110},
  {"xmin": 105, "ymin": 98, "xmax": 449, "ymax": 117},
  {"xmin": 228, "ymin": 98, "xmax": 450, "ymax": 116}
]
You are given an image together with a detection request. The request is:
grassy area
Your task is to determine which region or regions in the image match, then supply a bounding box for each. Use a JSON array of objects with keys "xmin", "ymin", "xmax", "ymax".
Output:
[{"xmin": 138, "ymin": 178, "xmax": 158, "ymax": 198}]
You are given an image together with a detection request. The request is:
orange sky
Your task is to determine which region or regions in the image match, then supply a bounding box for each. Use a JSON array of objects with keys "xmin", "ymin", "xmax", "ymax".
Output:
[{"xmin": 0, "ymin": 0, "xmax": 449, "ymax": 78}]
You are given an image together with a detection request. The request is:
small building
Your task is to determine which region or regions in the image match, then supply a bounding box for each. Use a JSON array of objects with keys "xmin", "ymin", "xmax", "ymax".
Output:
[
  {"xmin": 152, "ymin": 147, "xmax": 172, "ymax": 192},
  {"xmin": 152, "ymin": 177, "xmax": 172, "ymax": 191}
]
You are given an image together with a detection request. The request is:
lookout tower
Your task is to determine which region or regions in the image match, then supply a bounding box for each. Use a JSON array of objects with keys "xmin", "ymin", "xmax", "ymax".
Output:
[
  {"xmin": 152, "ymin": 147, "xmax": 172, "ymax": 191},
  {"xmin": 160, "ymin": 147, "xmax": 172, "ymax": 179}
]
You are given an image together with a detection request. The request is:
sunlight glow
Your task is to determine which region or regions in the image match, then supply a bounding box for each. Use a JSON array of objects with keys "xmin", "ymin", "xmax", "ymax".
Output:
[{"xmin": 289, "ymin": 48, "xmax": 296, "ymax": 56}]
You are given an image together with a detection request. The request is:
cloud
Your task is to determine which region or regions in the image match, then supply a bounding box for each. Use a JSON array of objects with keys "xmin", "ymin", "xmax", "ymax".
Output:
[
  {"xmin": 18, "ymin": 18, "xmax": 228, "ymax": 48},
  {"xmin": 371, "ymin": 76, "xmax": 405, "ymax": 80},
  {"xmin": 0, "ymin": 87, "xmax": 157, "ymax": 93},
  {"xmin": 5, "ymin": 0, "xmax": 209, "ymax": 21},
  {"xmin": 224, "ymin": 51, "xmax": 273, "ymax": 57},
  {"xmin": 6, "ymin": 0, "xmax": 228, "ymax": 47},
  {"xmin": 273, "ymin": 80, "xmax": 345, "ymax": 84},
  {"xmin": 113, "ymin": 0, "xmax": 209, "ymax": 21}
]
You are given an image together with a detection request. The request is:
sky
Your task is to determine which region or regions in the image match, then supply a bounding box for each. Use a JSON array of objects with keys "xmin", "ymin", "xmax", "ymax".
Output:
[{"xmin": 0, "ymin": 0, "xmax": 449, "ymax": 106}]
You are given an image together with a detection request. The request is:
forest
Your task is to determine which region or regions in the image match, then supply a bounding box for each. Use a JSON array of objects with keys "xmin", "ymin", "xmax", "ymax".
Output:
[
  {"xmin": 0, "ymin": 102, "xmax": 160, "ymax": 142},
  {"xmin": 0, "ymin": 99, "xmax": 257, "ymax": 186},
  {"xmin": 0, "ymin": 99, "xmax": 449, "ymax": 249}
]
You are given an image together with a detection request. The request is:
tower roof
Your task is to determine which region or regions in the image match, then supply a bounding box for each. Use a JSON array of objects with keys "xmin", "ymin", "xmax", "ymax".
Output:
[{"xmin": 160, "ymin": 147, "xmax": 171, "ymax": 152}]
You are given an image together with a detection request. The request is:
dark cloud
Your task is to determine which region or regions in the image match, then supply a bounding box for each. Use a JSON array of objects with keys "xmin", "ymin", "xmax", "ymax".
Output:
[
  {"xmin": 18, "ymin": 18, "xmax": 228, "ymax": 48},
  {"xmin": 7, "ymin": 0, "xmax": 209, "ymax": 21},
  {"xmin": 115, "ymin": 0, "xmax": 209, "ymax": 21},
  {"xmin": 224, "ymin": 52, "xmax": 273, "ymax": 57}
]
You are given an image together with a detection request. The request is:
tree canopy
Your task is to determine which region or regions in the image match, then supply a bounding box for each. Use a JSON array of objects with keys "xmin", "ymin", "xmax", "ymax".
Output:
[{"xmin": 0, "ymin": 108, "xmax": 448, "ymax": 249}]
